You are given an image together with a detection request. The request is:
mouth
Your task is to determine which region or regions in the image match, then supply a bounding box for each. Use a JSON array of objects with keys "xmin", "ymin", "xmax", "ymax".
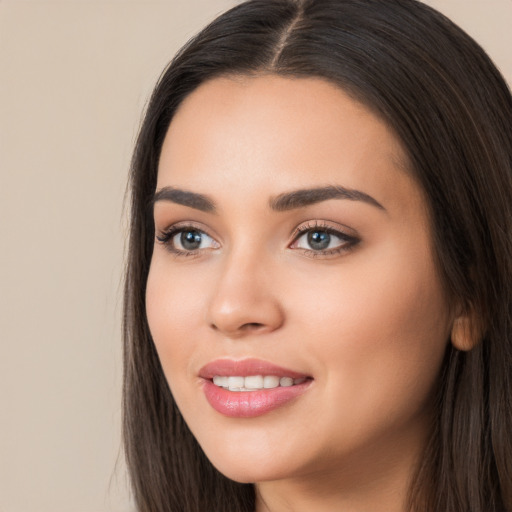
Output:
[
  {"xmin": 212, "ymin": 375, "xmax": 308, "ymax": 391},
  {"xmin": 199, "ymin": 358, "xmax": 313, "ymax": 417}
]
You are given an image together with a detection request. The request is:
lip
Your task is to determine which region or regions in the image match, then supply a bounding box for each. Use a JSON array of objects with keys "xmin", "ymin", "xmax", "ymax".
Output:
[
  {"xmin": 199, "ymin": 358, "xmax": 313, "ymax": 418},
  {"xmin": 199, "ymin": 358, "xmax": 309, "ymax": 379}
]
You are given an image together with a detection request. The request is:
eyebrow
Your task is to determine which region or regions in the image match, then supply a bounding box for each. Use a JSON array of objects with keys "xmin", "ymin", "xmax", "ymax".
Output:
[
  {"xmin": 152, "ymin": 184, "xmax": 385, "ymax": 213},
  {"xmin": 152, "ymin": 187, "xmax": 216, "ymax": 212},
  {"xmin": 269, "ymin": 185, "xmax": 385, "ymax": 212}
]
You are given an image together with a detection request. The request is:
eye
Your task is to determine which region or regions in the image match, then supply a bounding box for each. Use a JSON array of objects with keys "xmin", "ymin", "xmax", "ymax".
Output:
[
  {"xmin": 290, "ymin": 222, "xmax": 359, "ymax": 256},
  {"xmin": 297, "ymin": 230, "xmax": 336, "ymax": 251},
  {"xmin": 156, "ymin": 225, "xmax": 219, "ymax": 255}
]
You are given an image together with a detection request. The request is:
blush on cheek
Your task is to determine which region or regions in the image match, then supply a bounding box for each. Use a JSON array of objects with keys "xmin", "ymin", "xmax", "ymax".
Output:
[{"xmin": 316, "ymin": 253, "xmax": 450, "ymax": 402}]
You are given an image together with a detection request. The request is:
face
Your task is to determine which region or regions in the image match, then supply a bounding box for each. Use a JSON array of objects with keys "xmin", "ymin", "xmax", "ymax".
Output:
[{"xmin": 146, "ymin": 76, "xmax": 453, "ymax": 489}]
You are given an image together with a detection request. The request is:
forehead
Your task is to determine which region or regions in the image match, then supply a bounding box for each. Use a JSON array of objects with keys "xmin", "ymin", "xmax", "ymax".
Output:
[{"xmin": 157, "ymin": 75, "xmax": 424, "ymax": 219}]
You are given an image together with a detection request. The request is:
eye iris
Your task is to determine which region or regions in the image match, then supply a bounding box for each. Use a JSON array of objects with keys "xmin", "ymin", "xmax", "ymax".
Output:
[
  {"xmin": 180, "ymin": 230, "xmax": 202, "ymax": 250},
  {"xmin": 307, "ymin": 230, "xmax": 331, "ymax": 250}
]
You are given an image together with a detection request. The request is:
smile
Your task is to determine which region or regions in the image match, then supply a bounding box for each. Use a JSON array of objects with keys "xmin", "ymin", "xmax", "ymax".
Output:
[
  {"xmin": 212, "ymin": 375, "xmax": 307, "ymax": 391},
  {"xmin": 200, "ymin": 359, "xmax": 313, "ymax": 417}
]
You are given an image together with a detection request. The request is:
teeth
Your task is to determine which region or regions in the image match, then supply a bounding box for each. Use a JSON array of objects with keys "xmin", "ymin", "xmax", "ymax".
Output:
[
  {"xmin": 244, "ymin": 375, "xmax": 263, "ymax": 389},
  {"xmin": 227, "ymin": 376, "xmax": 244, "ymax": 391},
  {"xmin": 263, "ymin": 375, "xmax": 280, "ymax": 389},
  {"xmin": 213, "ymin": 376, "xmax": 228, "ymax": 387},
  {"xmin": 212, "ymin": 375, "xmax": 307, "ymax": 391},
  {"xmin": 280, "ymin": 377, "xmax": 293, "ymax": 387}
]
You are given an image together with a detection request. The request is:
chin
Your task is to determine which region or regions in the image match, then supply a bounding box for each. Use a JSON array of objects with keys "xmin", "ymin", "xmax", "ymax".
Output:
[
  {"xmin": 212, "ymin": 462, "xmax": 287, "ymax": 485},
  {"xmin": 202, "ymin": 443, "xmax": 297, "ymax": 484}
]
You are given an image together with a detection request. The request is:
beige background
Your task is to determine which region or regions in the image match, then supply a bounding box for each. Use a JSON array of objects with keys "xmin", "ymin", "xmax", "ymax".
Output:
[{"xmin": 0, "ymin": 1, "xmax": 510, "ymax": 511}]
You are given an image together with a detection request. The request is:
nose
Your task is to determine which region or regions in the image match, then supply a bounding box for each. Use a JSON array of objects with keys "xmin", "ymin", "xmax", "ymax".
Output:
[{"xmin": 206, "ymin": 250, "xmax": 285, "ymax": 338}]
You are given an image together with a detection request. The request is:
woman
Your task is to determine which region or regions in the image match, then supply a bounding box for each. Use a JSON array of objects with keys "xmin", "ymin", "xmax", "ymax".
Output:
[{"xmin": 123, "ymin": 0, "xmax": 512, "ymax": 510}]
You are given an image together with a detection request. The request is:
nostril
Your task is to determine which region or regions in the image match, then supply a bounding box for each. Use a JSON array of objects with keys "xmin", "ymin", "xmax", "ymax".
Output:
[
  {"xmin": 241, "ymin": 322, "xmax": 265, "ymax": 331},
  {"xmin": 207, "ymin": 292, "xmax": 285, "ymax": 336},
  {"xmin": 209, "ymin": 322, "xmax": 264, "ymax": 333}
]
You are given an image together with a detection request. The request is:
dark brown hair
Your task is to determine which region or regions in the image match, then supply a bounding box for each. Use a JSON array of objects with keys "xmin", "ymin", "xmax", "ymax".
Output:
[{"xmin": 123, "ymin": 1, "xmax": 512, "ymax": 510}]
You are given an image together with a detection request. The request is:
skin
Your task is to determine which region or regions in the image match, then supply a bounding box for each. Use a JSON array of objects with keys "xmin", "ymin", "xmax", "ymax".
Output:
[{"xmin": 146, "ymin": 75, "xmax": 455, "ymax": 512}]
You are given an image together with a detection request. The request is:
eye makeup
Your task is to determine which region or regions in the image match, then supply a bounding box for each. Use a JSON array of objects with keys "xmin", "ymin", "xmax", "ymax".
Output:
[
  {"xmin": 290, "ymin": 220, "xmax": 360, "ymax": 258},
  {"xmin": 155, "ymin": 219, "xmax": 360, "ymax": 259}
]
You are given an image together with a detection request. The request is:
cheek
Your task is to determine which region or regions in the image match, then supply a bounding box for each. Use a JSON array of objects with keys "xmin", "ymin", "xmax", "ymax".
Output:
[
  {"xmin": 145, "ymin": 259, "xmax": 206, "ymax": 381},
  {"xmin": 293, "ymin": 241, "xmax": 450, "ymax": 343},
  {"xmin": 288, "ymin": 241, "xmax": 451, "ymax": 423}
]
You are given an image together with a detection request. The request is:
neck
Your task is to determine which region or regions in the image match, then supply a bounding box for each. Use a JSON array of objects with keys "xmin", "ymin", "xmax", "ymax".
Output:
[{"xmin": 254, "ymin": 421, "xmax": 429, "ymax": 512}]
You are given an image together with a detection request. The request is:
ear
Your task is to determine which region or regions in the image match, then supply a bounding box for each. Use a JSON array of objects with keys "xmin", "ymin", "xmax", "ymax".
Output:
[{"xmin": 450, "ymin": 308, "xmax": 482, "ymax": 351}]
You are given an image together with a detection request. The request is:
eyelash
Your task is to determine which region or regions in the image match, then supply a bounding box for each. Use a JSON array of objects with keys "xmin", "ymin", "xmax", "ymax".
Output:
[
  {"xmin": 290, "ymin": 221, "xmax": 359, "ymax": 257},
  {"xmin": 155, "ymin": 220, "xmax": 359, "ymax": 258},
  {"xmin": 156, "ymin": 222, "xmax": 215, "ymax": 258}
]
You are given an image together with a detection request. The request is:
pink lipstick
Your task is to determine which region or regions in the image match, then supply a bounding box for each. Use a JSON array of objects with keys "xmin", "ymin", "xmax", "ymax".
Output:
[{"xmin": 199, "ymin": 358, "xmax": 312, "ymax": 418}]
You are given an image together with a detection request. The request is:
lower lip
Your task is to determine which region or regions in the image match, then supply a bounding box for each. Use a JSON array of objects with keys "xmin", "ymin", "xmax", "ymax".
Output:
[{"xmin": 202, "ymin": 379, "xmax": 311, "ymax": 418}]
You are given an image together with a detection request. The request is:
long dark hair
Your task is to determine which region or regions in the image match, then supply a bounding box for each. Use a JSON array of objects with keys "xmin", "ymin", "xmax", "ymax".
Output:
[{"xmin": 123, "ymin": 1, "xmax": 512, "ymax": 510}]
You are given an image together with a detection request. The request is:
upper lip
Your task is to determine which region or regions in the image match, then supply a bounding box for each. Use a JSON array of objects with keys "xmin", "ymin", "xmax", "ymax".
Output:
[{"xmin": 199, "ymin": 358, "xmax": 310, "ymax": 379}]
